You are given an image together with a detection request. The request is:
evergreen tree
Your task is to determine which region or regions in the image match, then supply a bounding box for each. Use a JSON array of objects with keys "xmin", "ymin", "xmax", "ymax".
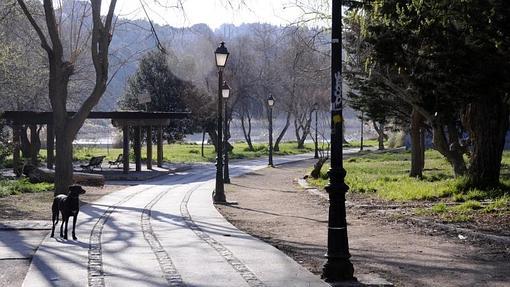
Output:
[{"xmin": 120, "ymin": 51, "xmax": 199, "ymax": 142}]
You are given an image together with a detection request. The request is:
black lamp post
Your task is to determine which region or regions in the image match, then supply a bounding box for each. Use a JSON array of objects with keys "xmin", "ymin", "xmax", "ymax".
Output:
[
  {"xmin": 213, "ymin": 42, "xmax": 229, "ymax": 203},
  {"xmin": 222, "ymin": 81, "xmax": 231, "ymax": 184},
  {"xmin": 321, "ymin": 0, "xmax": 356, "ymax": 283},
  {"xmin": 314, "ymin": 103, "xmax": 319, "ymax": 159},
  {"xmin": 267, "ymin": 94, "xmax": 275, "ymax": 167},
  {"xmin": 360, "ymin": 111, "xmax": 364, "ymax": 152}
]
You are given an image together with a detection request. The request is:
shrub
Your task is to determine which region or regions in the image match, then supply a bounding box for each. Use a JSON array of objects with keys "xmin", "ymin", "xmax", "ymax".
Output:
[
  {"xmin": 0, "ymin": 121, "xmax": 12, "ymax": 168},
  {"xmin": 387, "ymin": 131, "xmax": 406, "ymax": 148},
  {"xmin": 431, "ymin": 202, "xmax": 447, "ymax": 213}
]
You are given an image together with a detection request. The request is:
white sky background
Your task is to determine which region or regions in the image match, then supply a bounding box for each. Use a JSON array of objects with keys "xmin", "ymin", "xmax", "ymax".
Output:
[{"xmin": 110, "ymin": 0, "xmax": 305, "ymax": 29}]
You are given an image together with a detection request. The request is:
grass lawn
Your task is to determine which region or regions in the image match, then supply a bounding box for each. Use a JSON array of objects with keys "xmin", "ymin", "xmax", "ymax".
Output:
[
  {"xmin": 0, "ymin": 178, "xmax": 54, "ymax": 197},
  {"xmin": 38, "ymin": 141, "xmax": 314, "ymax": 163},
  {"xmin": 344, "ymin": 139, "xmax": 379, "ymax": 148},
  {"xmin": 308, "ymin": 149, "xmax": 510, "ymax": 223},
  {"xmin": 0, "ymin": 141, "xmax": 311, "ymax": 199}
]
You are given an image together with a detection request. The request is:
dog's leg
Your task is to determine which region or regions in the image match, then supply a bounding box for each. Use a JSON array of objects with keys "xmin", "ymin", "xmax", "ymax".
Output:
[
  {"xmin": 72, "ymin": 214, "xmax": 78, "ymax": 240},
  {"xmin": 51, "ymin": 204, "xmax": 58, "ymax": 238},
  {"xmin": 64, "ymin": 217, "xmax": 69, "ymax": 240},
  {"xmin": 60, "ymin": 216, "xmax": 65, "ymax": 238},
  {"xmin": 51, "ymin": 211, "xmax": 58, "ymax": 237}
]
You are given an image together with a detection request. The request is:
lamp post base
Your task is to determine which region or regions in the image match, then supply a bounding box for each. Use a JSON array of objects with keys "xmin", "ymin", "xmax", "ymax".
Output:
[
  {"xmin": 213, "ymin": 189, "xmax": 226, "ymax": 203},
  {"xmin": 321, "ymin": 255, "xmax": 356, "ymax": 283}
]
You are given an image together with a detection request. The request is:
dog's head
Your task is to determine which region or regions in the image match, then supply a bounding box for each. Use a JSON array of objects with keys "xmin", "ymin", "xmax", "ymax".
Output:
[{"xmin": 68, "ymin": 185, "xmax": 86, "ymax": 197}]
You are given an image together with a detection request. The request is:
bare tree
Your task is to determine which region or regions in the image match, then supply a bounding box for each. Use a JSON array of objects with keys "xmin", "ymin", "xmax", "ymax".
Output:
[
  {"xmin": 15, "ymin": 0, "xmax": 117, "ymax": 194},
  {"xmin": 280, "ymin": 27, "xmax": 329, "ymax": 149},
  {"xmin": 224, "ymin": 34, "xmax": 259, "ymax": 151},
  {"xmin": 310, "ymin": 109, "xmax": 330, "ymax": 179}
]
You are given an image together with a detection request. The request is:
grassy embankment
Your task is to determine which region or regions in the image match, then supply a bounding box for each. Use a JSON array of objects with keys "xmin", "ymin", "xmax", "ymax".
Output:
[{"xmin": 308, "ymin": 149, "xmax": 510, "ymax": 222}]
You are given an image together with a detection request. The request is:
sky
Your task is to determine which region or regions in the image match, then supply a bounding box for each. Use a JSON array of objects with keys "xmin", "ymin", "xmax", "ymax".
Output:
[{"xmin": 113, "ymin": 0, "xmax": 305, "ymax": 29}]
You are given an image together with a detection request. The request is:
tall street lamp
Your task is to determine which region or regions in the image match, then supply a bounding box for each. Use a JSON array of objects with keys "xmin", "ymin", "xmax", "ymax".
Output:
[
  {"xmin": 213, "ymin": 41, "xmax": 229, "ymax": 203},
  {"xmin": 314, "ymin": 103, "xmax": 319, "ymax": 159},
  {"xmin": 267, "ymin": 94, "xmax": 275, "ymax": 167},
  {"xmin": 322, "ymin": 0, "xmax": 356, "ymax": 283},
  {"xmin": 222, "ymin": 81, "xmax": 231, "ymax": 184}
]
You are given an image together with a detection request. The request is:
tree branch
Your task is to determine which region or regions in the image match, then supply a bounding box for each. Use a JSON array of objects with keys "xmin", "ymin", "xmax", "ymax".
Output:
[
  {"xmin": 16, "ymin": 0, "xmax": 52, "ymax": 54},
  {"xmin": 42, "ymin": 0, "xmax": 63, "ymax": 57}
]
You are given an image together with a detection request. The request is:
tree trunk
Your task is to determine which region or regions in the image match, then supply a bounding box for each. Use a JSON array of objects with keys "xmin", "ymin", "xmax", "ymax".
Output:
[
  {"xmin": 294, "ymin": 117, "xmax": 303, "ymax": 149},
  {"xmin": 54, "ymin": 126, "xmax": 74, "ymax": 195},
  {"xmin": 295, "ymin": 126, "xmax": 306, "ymax": 149},
  {"xmin": 409, "ymin": 110, "xmax": 425, "ymax": 178},
  {"xmin": 297, "ymin": 137, "xmax": 306, "ymax": 149},
  {"xmin": 310, "ymin": 157, "xmax": 329, "ymax": 179},
  {"xmin": 343, "ymin": 122, "xmax": 349, "ymax": 144},
  {"xmin": 432, "ymin": 120, "xmax": 467, "ymax": 177},
  {"xmin": 207, "ymin": 128, "xmax": 218, "ymax": 152},
  {"xmin": 30, "ymin": 124, "xmax": 41, "ymax": 165},
  {"xmin": 240, "ymin": 111, "xmax": 254, "ymax": 151},
  {"xmin": 373, "ymin": 121, "xmax": 386, "ymax": 151},
  {"xmin": 20, "ymin": 126, "xmax": 31, "ymax": 158},
  {"xmin": 464, "ymin": 97, "xmax": 509, "ymax": 189},
  {"xmin": 50, "ymin": 58, "xmax": 74, "ymax": 195},
  {"xmin": 294, "ymin": 111, "xmax": 313, "ymax": 149},
  {"xmin": 19, "ymin": 125, "xmax": 42, "ymax": 164},
  {"xmin": 274, "ymin": 111, "xmax": 291, "ymax": 152}
]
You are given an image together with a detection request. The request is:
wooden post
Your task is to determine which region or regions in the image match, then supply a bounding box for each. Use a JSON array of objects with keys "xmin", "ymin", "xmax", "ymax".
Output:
[
  {"xmin": 157, "ymin": 126, "xmax": 163, "ymax": 168},
  {"xmin": 146, "ymin": 126, "xmax": 153, "ymax": 170},
  {"xmin": 134, "ymin": 126, "xmax": 142, "ymax": 172},
  {"xmin": 30, "ymin": 124, "xmax": 38, "ymax": 165},
  {"xmin": 47, "ymin": 124, "xmax": 54, "ymax": 169},
  {"xmin": 13, "ymin": 125, "xmax": 21, "ymax": 175},
  {"xmin": 123, "ymin": 125, "xmax": 130, "ymax": 174}
]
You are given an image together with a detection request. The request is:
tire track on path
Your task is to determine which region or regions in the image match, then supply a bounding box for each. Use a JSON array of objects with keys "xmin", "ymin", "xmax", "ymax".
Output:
[
  {"xmin": 139, "ymin": 170, "xmax": 216, "ymax": 286},
  {"xmin": 87, "ymin": 185, "xmax": 155, "ymax": 287},
  {"xmin": 141, "ymin": 182, "xmax": 188, "ymax": 287},
  {"xmin": 180, "ymin": 184, "xmax": 267, "ymax": 287}
]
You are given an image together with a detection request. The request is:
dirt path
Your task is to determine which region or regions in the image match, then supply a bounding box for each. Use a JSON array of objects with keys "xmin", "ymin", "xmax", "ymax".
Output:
[{"xmin": 217, "ymin": 160, "xmax": 510, "ymax": 287}]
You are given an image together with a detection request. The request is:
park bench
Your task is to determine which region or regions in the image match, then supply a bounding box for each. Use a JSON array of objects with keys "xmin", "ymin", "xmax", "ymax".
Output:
[
  {"xmin": 80, "ymin": 156, "xmax": 105, "ymax": 172},
  {"xmin": 108, "ymin": 154, "xmax": 123, "ymax": 168}
]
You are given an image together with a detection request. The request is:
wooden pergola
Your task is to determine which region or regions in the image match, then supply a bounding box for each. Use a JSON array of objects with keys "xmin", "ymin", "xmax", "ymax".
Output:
[{"xmin": 2, "ymin": 111, "xmax": 189, "ymax": 174}]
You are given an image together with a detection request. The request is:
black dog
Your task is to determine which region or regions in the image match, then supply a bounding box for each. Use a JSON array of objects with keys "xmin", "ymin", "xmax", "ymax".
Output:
[{"xmin": 51, "ymin": 185, "xmax": 86, "ymax": 240}]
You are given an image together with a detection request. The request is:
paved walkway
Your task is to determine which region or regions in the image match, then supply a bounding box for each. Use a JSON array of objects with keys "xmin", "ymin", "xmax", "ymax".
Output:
[{"xmin": 22, "ymin": 153, "xmax": 329, "ymax": 287}]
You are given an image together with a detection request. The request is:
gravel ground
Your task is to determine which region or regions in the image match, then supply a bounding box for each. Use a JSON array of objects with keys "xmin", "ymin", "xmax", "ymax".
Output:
[{"xmin": 217, "ymin": 159, "xmax": 510, "ymax": 287}]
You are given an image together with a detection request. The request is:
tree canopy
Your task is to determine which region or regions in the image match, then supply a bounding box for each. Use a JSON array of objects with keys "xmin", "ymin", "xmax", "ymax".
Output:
[{"xmin": 344, "ymin": 0, "xmax": 510, "ymax": 188}]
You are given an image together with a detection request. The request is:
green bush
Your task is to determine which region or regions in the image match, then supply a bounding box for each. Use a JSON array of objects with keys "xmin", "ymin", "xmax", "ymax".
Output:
[
  {"xmin": 0, "ymin": 121, "xmax": 12, "ymax": 168},
  {"xmin": 387, "ymin": 131, "xmax": 406, "ymax": 148}
]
